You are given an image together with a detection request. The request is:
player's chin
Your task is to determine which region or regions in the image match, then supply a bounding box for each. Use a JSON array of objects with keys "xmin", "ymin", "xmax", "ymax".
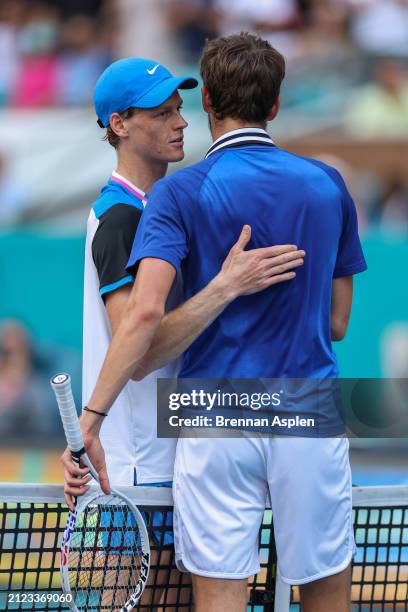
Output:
[{"xmin": 166, "ymin": 142, "xmax": 185, "ymax": 161}]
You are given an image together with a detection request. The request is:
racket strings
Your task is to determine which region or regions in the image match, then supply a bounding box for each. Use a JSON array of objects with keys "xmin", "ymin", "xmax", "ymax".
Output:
[{"xmin": 67, "ymin": 494, "xmax": 144, "ymax": 610}]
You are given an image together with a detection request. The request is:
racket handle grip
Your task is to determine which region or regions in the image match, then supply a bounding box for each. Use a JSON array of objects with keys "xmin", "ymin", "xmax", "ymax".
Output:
[{"xmin": 51, "ymin": 374, "xmax": 84, "ymax": 453}]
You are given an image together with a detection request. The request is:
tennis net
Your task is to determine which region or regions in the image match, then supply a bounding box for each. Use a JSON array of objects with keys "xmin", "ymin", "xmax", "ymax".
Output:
[{"xmin": 0, "ymin": 483, "xmax": 407, "ymax": 611}]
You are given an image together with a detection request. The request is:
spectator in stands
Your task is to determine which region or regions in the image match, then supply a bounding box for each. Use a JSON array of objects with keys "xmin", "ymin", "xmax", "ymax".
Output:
[
  {"xmin": 302, "ymin": 0, "xmax": 351, "ymax": 59},
  {"xmin": 280, "ymin": 0, "xmax": 355, "ymax": 109},
  {"xmin": 347, "ymin": 0, "xmax": 408, "ymax": 57},
  {"xmin": 11, "ymin": 1, "xmax": 59, "ymax": 107},
  {"xmin": 48, "ymin": 0, "xmax": 106, "ymax": 20},
  {"xmin": 165, "ymin": 0, "xmax": 219, "ymax": 62},
  {"xmin": 344, "ymin": 60, "xmax": 408, "ymax": 138},
  {"xmin": 0, "ymin": 320, "xmax": 55, "ymax": 442},
  {"xmin": 0, "ymin": 0, "xmax": 25, "ymax": 105},
  {"xmin": 214, "ymin": 0, "xmax": 304, "ymax": 60},
  {"xmin": 56, "ymin": 15, "xmax": 111, "ymax": 107}
]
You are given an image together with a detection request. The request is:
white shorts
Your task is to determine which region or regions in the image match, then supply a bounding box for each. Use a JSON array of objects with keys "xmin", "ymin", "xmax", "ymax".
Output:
[{"xmin": 173, "ymin": 435, "xmax": 355, "ymax": 584}]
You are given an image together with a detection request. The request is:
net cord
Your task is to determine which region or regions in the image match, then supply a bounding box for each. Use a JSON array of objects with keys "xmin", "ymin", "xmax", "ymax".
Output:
[{"xmin": 1, "ymin": 483, "xmax": 407, "ymax": 507}]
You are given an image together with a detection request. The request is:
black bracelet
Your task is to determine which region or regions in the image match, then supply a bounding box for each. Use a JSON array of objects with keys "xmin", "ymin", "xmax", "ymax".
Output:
[{"xmin": 83, "ymin": 406, "xmax": 108, "ymax": 418}]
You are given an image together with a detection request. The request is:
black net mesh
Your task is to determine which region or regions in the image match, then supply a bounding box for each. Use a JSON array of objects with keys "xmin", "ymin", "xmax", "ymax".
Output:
[
  {"xmin": 0, "ymin": 500, "xmax": 277, "ymax": 611},
  {"xmin": 0, "ymin": 490, "xmax": 407, "ymax": 611},
  {"xmin": 290, "ymin": 505, "xmax": 408, "ymax": 612},
  {"xmin": 351, "ymin": 505, "xmax": 408, "ymax": 612}
]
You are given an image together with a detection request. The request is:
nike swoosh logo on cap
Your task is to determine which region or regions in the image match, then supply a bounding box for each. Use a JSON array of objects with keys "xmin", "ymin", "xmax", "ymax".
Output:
[{"xmin": 147, "ymin": 64, "xmax": 160, "ymax": 75}]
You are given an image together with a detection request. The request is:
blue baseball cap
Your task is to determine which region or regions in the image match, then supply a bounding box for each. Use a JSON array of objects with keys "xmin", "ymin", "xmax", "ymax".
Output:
[{"xmin": 94, "ymin": 57, "xmax": 199, "ymax": 128}]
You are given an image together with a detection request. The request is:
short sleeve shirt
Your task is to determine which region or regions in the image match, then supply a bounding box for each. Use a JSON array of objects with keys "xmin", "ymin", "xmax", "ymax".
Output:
[{"xmin": 128, "ymin": 128, "xmax": 367, "ymax": 380}]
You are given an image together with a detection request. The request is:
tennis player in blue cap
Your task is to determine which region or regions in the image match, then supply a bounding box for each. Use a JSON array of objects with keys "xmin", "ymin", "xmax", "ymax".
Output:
[
  {"xmin": 61, "ymin": 56, "xmax": 305, "ymax": 608},
  {"xmin": 93, "ymin": 57, "xmax": 198, "ymax": 128}
]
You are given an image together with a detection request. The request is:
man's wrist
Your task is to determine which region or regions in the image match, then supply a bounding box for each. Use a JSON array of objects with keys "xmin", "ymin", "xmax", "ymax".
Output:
[
  {"xmin": 83, "ymin": 406, "xmax": 108, "ymax": 417},
  {"xmin": 210, "ymin": 272, "xmax": 238, "ymax": 304},
  {"xmin": 80, "ymin": 409, "xmax": 104, "ymax": 435}
]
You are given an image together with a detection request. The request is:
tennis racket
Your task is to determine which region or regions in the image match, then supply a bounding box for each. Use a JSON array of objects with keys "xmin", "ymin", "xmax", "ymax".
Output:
[{"xmin": 51, "ymin": 373, "xmax": 150, "ymax": 612}]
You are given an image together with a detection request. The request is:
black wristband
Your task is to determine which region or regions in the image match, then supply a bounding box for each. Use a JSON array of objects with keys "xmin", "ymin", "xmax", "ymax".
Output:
[{"xmin": 83, "ymin": 406, "xmax": 108, "ymax": 418}]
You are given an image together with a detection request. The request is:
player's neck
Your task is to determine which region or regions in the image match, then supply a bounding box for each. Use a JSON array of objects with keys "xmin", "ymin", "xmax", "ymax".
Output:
[
  {"xmin": 116, "ymin": 152, "xmax": 167, "ymax": 194},
  {"xmin": 209, "ymin": 117, "xmax": 267, "ymax": 142}
]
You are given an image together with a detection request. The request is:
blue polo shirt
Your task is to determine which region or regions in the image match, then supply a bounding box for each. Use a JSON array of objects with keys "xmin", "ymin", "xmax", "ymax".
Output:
[{"xmin": 128, "ymin": 128, "xmax": 367, "ymax": 380}]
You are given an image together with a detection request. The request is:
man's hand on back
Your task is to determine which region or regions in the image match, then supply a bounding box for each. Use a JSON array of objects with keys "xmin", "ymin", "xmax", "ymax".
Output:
[
  {"xmin": 218, "ymin": 225, "xmax": 305, "ymax": 299},
  {"xmin": 131, "ymin": 224, "xmax": 306, "ymax": 380}
]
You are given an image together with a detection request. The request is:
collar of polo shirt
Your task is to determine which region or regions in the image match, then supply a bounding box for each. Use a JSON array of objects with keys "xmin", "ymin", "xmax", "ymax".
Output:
[{"xmin": 205, "ymin": 128, "xmax": 275, "ymax": 159}]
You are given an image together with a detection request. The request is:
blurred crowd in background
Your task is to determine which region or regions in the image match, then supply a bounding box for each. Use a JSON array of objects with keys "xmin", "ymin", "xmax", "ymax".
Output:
[
  {"xmin": 0, "ymin": 0, "xmax": 407, "ymax": 229},
  {"xmin": 0, "ymin": 0, "xmax": 407, "ymax": 453},
  {"xmin": 0, "ymin": 318, "xmax": 81, "ymax": 444},
  {"xmin": 0, "ymin": 0, "xmax": 114, "ymax": 107}
]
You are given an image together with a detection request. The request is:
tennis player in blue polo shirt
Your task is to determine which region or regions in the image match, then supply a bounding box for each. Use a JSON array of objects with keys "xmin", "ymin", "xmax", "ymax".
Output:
[{"xmin": 83, "ymin": 34, "xmax": 367, "ymax": 612}]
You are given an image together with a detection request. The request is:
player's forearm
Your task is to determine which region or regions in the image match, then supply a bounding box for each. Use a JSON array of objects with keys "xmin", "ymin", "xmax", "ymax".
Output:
[
  {"xmin": 84, "ymin": 305, "xmax": 163, "ymax": 424},
  {"xmin": 132, "ymin": 274, "xmax": 235, "ymax": 379}
]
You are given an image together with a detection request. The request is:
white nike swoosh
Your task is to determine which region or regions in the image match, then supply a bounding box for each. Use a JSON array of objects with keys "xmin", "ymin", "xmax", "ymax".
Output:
[{"xmin": 147, "ymin": 64, "xmax": 160, "ymax": 75}]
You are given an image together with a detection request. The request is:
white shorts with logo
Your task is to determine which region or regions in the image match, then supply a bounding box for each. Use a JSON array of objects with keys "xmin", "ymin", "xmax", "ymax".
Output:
[{"xmin": 173, "ymin": 435, "xmax": 355, "ymax": 584}]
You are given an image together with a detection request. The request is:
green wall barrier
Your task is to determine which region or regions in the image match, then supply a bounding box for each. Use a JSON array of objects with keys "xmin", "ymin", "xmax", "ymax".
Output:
[
  {"xmin": 0, "ymin": 229, "xmax": 85, "ymax": 349},
  {"xmin": 336, "ymin": 232, "xmax": 408, "ymax": 377},
  {"xmin": 1, "ymin": 229, "xmax": 407, "ymax": 377}
]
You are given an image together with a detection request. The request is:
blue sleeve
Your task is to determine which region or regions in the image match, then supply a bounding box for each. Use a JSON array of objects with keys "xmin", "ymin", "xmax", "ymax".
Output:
[
  {"xmin": 126, "ymin": 179, "xmax": 189, "ymax": 273},
  {"xmin": 333, "ymin": 174, "xmax": 367, "ymax": 278}
]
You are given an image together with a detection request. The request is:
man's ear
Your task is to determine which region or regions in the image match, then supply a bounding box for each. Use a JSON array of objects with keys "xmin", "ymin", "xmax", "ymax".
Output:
[
  {"xmin": 109, "ymin": 112, "xmax": 128, "ymax": 139},
  {"xmin": 266, "ymin": 96, "xmax": 281, "ymax": 122},
  {"xmin": 201, "ymin": 85, "xmax": 212, "ymax": 114}
]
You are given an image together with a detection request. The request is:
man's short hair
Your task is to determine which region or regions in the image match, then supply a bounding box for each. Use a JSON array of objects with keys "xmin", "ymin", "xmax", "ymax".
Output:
[{"xmin": 200, "ymin": 32, "xmax": 285, "ymax": 125}]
